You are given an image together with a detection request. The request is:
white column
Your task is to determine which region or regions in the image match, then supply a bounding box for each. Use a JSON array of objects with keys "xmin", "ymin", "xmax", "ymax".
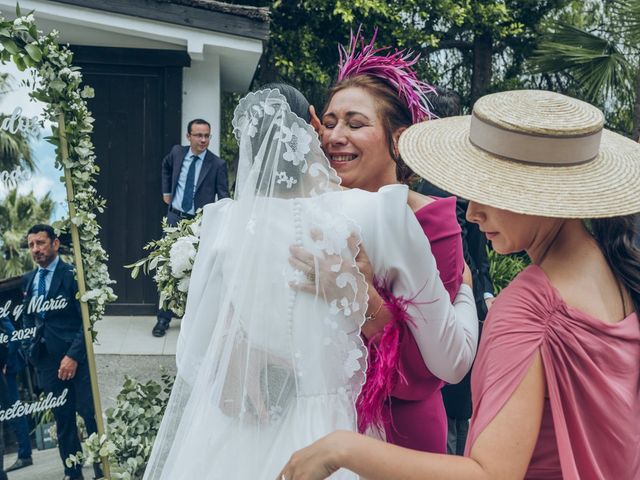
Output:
[{"xmin": 182, "ymin": 53, "xmax": 221, "ymax": 155}]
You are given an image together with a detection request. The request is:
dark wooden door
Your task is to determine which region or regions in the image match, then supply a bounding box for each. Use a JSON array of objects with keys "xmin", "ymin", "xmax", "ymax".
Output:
[{"xmin": 73, "ymin": 47, "xmax": 188, "ymax": 314}]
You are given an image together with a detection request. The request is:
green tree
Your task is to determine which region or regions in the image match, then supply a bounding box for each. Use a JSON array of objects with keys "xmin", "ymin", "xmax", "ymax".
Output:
[
  {"xmin": 409, "ymin": 0, "xmax": 573, "ymax": 105},
  {"xmin": 0, "ymin": 188, "xmax": 53, "ymax": 279},
  {"xmin": 221, "ymin": 0, "xmax": 574, "ymax": 165},
  {"xmin": 0, "ymin": 125, "xmax": 35, "ymax": 172},
  {"xmin": 530, "ymin": 1, "xmax": 640, "ymax": 138},
  {"xmin": 236, "ymin": 1, "xmax": 572, "ymax": 106},
  {"xmin": 0, "ymin": 72, "xmax": 35, "ymax": 172}
]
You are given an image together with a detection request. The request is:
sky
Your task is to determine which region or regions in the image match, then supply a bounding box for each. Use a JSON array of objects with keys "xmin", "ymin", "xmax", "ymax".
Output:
[{"xmin": 0, "ymin": 62, "xmax": 67, "ymax": 220}]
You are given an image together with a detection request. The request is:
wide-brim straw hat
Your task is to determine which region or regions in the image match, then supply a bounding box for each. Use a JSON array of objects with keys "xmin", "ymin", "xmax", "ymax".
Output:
[{"xmin": 399, "ymin": 89, "xmax": 640, "ymax": 218}]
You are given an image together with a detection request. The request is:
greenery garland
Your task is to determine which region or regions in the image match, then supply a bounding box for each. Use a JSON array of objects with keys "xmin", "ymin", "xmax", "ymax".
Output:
[
  {"xmin": 67, "ymin": 373, "xmax": 175, "ymax": 479},
  {"xmin": 1, "ymin": 5, "xmax": 116, "ymax": 332}
]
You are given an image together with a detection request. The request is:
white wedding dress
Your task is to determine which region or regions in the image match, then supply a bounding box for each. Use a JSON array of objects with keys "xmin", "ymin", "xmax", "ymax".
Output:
[{"xmin": 143, "ymin": 89, "xmax": 477, "ymax": 480}]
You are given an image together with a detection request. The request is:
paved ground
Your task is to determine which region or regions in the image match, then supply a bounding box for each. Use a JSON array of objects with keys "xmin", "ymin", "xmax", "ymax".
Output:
[
  {"xmin": 2, "ymin": 316, "xmax": 179, "ymax": 479},
  {"xmin": 93, "ymin": 316, "xmax": 181, "ymax": 356}
]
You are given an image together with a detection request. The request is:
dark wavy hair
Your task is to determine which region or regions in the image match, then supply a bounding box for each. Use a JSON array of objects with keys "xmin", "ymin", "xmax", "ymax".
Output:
[
  {"xmin": 591, "ymin": 215, "xmax": 640, "ymax": 316},
  {"xmin": 260, "ymin": 82, "xmax": 310, "ymax": 123},
  {"xmin": 426, "ymin": 86, "xmax": 461, "ymax": 118}
]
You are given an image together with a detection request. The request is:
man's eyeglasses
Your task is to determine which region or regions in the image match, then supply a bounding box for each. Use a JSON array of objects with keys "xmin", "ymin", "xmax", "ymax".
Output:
[{"xmin": 189, "ymin": 133, "xmax": 211, "ymax": 139}]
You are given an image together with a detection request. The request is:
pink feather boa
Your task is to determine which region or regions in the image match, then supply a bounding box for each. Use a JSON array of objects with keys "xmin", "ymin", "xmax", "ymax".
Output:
[{"xmin": 356, "ymin": 281, "xmax": 416, "ymax": 434}]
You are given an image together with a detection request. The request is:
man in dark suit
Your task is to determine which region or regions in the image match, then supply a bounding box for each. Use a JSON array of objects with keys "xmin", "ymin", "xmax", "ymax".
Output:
[
  {"xmin": 22, "ymin": 224, "xmax": 101, "ymax": 480},
  {"xmin": 155, "ymin": 118, "xmax": 230, "ymax": 336}
]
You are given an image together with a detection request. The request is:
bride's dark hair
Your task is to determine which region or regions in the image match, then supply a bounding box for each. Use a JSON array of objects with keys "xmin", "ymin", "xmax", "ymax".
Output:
[{"xmin": 259, "ymin": 82, "xmax": 310, "ymax": 122}]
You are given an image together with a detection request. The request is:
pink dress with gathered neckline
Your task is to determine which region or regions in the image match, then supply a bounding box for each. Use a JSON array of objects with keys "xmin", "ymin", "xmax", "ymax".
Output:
[{"xmin": 466, "ymin": 265, "xmax": 640, "ymax": 479}]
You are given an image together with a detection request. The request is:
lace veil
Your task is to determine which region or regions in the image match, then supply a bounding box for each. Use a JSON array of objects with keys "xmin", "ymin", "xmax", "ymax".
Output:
[{"xmin": 143, "ymin": 89, "xmax": 368, "ymax": 479}]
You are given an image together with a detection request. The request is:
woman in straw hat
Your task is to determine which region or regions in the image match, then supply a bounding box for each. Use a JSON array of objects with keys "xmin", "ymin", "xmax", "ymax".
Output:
[
  {"xmin": 279, "ymin": 89, "xmax": 640, "ymax": 480},
  {"xmin": 296, "ymin": 28, "xmax": 478, "ymax": 454}
]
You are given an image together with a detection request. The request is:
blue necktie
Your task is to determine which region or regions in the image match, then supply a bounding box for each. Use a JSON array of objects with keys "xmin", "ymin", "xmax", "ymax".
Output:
[
  {"xmin": 37, "ymin": 269, "xmax": 49, "ymax": 319},
  {"xmin": 181, "ymin": 155, "xmax": 199, "ymax": 213}
]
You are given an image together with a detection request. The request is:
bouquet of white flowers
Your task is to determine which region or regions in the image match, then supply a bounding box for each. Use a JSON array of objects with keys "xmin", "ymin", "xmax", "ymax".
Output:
[{"xmin": 126, "ymin": 213, "xmax": 202, "ymax": 316}]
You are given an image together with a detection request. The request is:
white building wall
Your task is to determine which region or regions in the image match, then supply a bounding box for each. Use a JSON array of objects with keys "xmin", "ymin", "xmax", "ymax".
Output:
[
  {"xmin": 182, "ymin": 54, "xmax": 221, "ymax": 155},
  {"xmin": 0, "ymin": 0, "xmax": 263, "ymax": 156}
]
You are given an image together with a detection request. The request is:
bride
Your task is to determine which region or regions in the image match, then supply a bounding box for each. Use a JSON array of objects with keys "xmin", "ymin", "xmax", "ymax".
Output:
[{"xmin": 143, "ymin": 86, "xmax": 478, "ymax": 480}]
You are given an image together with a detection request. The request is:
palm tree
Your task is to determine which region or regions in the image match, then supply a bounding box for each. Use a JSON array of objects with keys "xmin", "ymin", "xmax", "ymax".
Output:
[
  {"xmin": 0, "ymin": 72, "xmax": 35, "ymax": 172},
  {"xmin": 0, "ymin": 188, "xmax": 54, "ymax": 279},
  {"xmin": 530, "ymin": 1, "xmax": 640, "ymax": 139},
  {"xmin": 0, "ymin": 127, "xmax": 35, "ymax": 171}
]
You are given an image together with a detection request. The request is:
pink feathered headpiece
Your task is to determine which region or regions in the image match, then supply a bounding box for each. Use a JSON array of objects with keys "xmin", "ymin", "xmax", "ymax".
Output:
[{"xmin": 337, "ymin": 27, "xmax": 435, "ymax": 123}]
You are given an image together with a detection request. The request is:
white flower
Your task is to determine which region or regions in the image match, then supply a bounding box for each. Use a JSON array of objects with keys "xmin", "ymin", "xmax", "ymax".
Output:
[
  {"xmin": 260, "ymin": 100, "xmax": 275, "ymax": 116},
  {"xmin": 344, "ymin": 347, "xmax": 364, "ymax": 378},
  {"xmin": 275, "ymin": 170, "xmax": 298, "ymax": 189},
  {"xmin": 189, "ymin": 218, "xmax": 202, "ymax": 237},
  {"xmin": 329, "ymin": 297, "xmax": 353, "ymax": 316},
  {"xmin": 309, "ymin": 215, "xmax": 351, "ymax": 255},
  {"xmin": 236, "ymin": 113, "xmax": 258, "ymax": 138},
  {"xmin": 287, "ymin": 269, "xmax": 305, "ymax": 286},
  {"xmin": 169, "ymin": 236, "xmax": 197, "ymax": 278},
  {"xmin": 279, "ymin": 122, "xmax": 311, "ymax": 169},
  {"xmin": 81, "ymin": 289, "xmax": 101, "ymax": 302},
  {"xmin": 177, "ymin": 277, "xmax": 190, "ymax": 292}
]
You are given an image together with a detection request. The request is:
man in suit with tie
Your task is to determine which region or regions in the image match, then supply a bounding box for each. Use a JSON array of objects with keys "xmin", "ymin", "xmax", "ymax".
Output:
[
  {"xmin": 155, "ymin": 118, "xmax": 230, "ymax": 336},
  {"xmin": 22, "ymin": 224, "xmax": 101, "ymax": 480}
]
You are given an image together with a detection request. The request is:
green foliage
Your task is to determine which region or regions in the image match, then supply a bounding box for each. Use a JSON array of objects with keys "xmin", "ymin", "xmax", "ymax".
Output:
[
  {"xmin": 0, "ymin": 189, "xmax": 53, "ymax": 279},
  {"xmin": 530, "ymin": 1, "xmax": 640, "ymax": 138},
  {"xmin": 67, "ymin": 372, "xmax": 175, "ymax": 480},
  {"xmin": 531, "ymin": 23, "xmax": 633, "ymax": 104},
  {"xmin": 217, "ymin": 0, "xmax": 579, "ymax": 175},
  {"xmin": 487, "ymin": 248, "xmax": 530, "ymax": 294},
  {"xmin": 223, "ymin": 0, "xmax": 574, "ymax": 128},
  {"xmin": 613, "ymin": 0, "xmax": 640, "ymax": 46},
  {"xmin": 220, "ymin": 91, "xmax": 241, "ymax": 190},
  {"xmin": 0, "ymin": 125, "xmax": 34, "ymax": 171},
  {"xmin": 0, "ymin": 72, "xmax": 36, "ymax": 171}
]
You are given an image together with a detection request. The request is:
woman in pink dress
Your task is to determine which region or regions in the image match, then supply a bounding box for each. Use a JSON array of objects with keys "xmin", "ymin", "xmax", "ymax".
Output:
[
  {"xmin": 280, "ymin": 90, "xmax": 640, "ymax": 479},
  {"xmin": 295, "ymin": 29, "xmax": 475, "ymax": 453}
]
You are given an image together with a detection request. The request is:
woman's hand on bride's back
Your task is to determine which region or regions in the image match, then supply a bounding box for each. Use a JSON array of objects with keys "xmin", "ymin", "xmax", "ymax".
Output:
[
  {"xmin": 288, "ymin": 244, "xmax": 343, "ymax": 297},
  {"xmin": 288, "ymin": 233, "xmax": 372, "ymax": 299}
]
